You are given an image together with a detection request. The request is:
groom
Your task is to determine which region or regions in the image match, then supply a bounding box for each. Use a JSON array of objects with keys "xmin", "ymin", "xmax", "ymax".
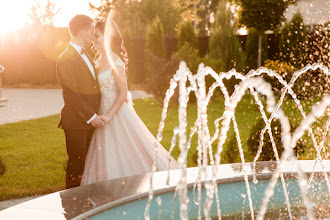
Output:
[{"xmin": 56, "ymin": 15, "xmax": 104, "ymax": 189}]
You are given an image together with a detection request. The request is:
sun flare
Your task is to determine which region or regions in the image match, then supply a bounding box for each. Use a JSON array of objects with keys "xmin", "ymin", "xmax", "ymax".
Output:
[
  {"xmin": 0, "ymin": 0, "xmax": 33, "ymax": 34},
  {"xmin": 0, "ymin": 0, "xmax": 98, "ymax": 35}
]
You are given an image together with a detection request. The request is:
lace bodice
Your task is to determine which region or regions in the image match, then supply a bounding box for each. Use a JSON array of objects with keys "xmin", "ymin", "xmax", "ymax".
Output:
[{"xmin": 97, "ymin": 59, "xmax": 125, "ymax": 95}]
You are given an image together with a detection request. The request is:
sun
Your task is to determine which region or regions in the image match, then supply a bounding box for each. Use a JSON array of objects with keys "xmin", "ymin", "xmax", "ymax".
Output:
[
  {"xmin": 0, "ymin": 0, "xmax": 35, "ymax": 35},
  {"xmin": 0, "ymin": 0, "xmax": 99, "ymax": 34}
]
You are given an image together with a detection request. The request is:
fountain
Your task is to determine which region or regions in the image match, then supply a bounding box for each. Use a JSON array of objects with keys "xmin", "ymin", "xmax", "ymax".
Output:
[
  {"xmin": 142, "ymin": 61, "xmax": 330, "ymax": 220},
  {"xmin": 0, "ymin": 11, "xmax": 330, "ymax": 218},
  {"xmin": 0, "ymin": 60, "xmax": 329, "ymax": 220}
]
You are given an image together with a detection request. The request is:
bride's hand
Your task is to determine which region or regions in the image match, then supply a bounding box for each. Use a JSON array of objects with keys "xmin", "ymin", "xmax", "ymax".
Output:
[{"xmin": 100, "ymin": 114, "xmax": 112, "ymax": 122}]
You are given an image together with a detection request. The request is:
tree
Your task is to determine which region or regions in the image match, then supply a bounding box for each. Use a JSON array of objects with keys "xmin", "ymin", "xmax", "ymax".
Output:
[
  {"xmin": 245, "ymin": 28, "xmax": 268, "ymax": 70},
  {"xmin": 175, "ymin": 0, "xmax": 221, "ymax": 36},
  {"xmin": 196, "ymin": 0, "xmax": 221, "ymax": 36},
  {"xmin": 237, "ymin": 0, "xmax": 297, "ymax": 67},
  {"xmin": 89, "ymin": 0, "xmax": 116, "ymax": 20},
  {"xmin": 177, "ymin": 21, "xmax": 199, "ymax": 50},
  {"xmin": 247, "ymin": 118, "xmax": 304, "ymax": 161},
  {"xmin": 90, "ymin": 0, "xmax": 180, "ymax": 37},
  {"xmin": 146, "ymin": 16, "xmax": 165, "ymax": 58},
  {"xmin": 297, "ymin": 23, "xmax": 330, "ymax": 99},
  {"xmin": 305, "ymin": 23, "xmax": 330, "ymax": 67},
  {"xmin": 280, "ymin": 11, "xmax": 307, "ymax": 67},
  {"xmin": 174, "ymin": 0, "xmax": 200, "ymax": 29},
  {"xmin": 173, "ymin": 42, "xmax": 200, "ymax": 73},
  {"xmin": 28, "ymin": 0, "xmax": 60, "ymax": 27},
  {"xmin": 209, "ymin": 0, "xmax": 245, "ymax": 71}
]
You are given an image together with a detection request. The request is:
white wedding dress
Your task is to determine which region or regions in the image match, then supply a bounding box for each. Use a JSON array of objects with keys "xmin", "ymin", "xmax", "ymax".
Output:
[{"xmin": 81, "ymin": 59, "xmax": 180, "ymax": 185}]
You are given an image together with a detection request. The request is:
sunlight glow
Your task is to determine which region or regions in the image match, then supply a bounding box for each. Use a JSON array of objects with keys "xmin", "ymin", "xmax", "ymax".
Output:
[
  {"xmin": 0, "ymin": 0, "xmax": 33, "ymax": 34},
  {"xmin": 51, "ymin": 0, "xmax": 100, "ymax": 27},
  {"xmin": 0, "ymin": 0, "xmax": 99, "ymax": 35}
]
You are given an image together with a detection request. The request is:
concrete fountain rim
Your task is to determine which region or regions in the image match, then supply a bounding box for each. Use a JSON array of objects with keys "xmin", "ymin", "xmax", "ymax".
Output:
[
  {"xmin": 1, "ymin": 160, "xmax": 329, "ymax": 220},
  {"xmin": 32, "ymin": 160, "xmax": 330, "ymax": 219},
  {"xmin": 75, "ymin": 160, "xmax": 330, "ymax": 219}
]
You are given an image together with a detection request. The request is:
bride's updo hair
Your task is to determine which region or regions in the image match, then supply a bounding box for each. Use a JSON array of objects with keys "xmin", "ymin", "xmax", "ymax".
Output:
[{"xmin": 95, "ymin": 21, "xmax": 128, "ymax": 72}]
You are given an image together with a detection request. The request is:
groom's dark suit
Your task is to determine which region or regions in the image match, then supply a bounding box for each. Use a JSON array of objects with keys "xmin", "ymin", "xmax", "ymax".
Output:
[{"xmin": 56, "ymin": 44, "xmax": 101, "ymax": 189}]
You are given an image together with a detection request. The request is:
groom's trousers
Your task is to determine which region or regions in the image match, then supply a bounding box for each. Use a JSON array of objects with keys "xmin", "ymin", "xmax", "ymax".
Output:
[{"xmin": 64, "ymin": 128, "xmax": 94, "ymax": 189}]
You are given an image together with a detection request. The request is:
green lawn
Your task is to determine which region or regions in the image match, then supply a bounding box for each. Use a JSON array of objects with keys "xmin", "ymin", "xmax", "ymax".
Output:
[
  {"xmin": 0, "ymin": 115, "xmax": 66, "ymax": 200},
  {"xmin": 0, "ymin": 96, "xmax": 328, "ymax": 201}
]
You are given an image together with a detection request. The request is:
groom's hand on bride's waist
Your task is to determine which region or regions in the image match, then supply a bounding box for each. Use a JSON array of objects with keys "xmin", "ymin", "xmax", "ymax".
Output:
[{"xmin": 90, "ymin": 115, "xmax": 104, "ymax": 127}]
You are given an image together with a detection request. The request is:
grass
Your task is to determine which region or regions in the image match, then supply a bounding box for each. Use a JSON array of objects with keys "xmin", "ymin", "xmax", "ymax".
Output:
[
  {"xmin": 0, "ymin": 115, "xmax": 66, "ymax": 200},
  {"xmin": 0, "ymin": 95, "xmax": 328, "ymax": 201}
]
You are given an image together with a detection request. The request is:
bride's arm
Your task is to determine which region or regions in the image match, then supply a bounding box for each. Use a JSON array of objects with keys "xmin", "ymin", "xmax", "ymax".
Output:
[{"xmin": 101, "ymin": 64, "xmax": 127, "ymax": 122}]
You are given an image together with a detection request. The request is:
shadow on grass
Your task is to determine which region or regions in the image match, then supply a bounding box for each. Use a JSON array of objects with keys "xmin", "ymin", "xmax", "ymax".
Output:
[{"xmin": 0, "ymin": 157, "xmax": 6, "ymax": 176}]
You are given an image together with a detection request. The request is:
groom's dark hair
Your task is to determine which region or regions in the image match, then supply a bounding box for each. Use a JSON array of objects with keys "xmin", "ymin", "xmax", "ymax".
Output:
[{"xmin": 69, "ymin": 15, "xmax": 93, "ymax": 37}]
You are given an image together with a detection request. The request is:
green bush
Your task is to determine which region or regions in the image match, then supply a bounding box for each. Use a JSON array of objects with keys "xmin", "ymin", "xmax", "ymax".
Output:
[
  {"xmin": 295, "ymin": 23, "xmax": 330, "ymax": 99},
  {"xmin": 223, "ymin": 135, "xmax": 239, "ymax": 163},
  {"xmin": 172, "ymin": 44, "xmax": 229, "ymax": 101},
  {"xmin": 209, "ymin": 29, "xmax": 245, "ymax": 72},
  {"xmin": 145, "ymin": 42, "xmax": 226, "ymax": 105},
  {"xmin": 263, "ymin": 59, "xmax": 295, "ymax": 94},
  {"xmin": 245, "ymin": 28, "xmax": 268, "ymax": 70},
  {"xmin": 174, "ymin": 40, "xmax": 238, "ymax": 97},
  {"xmin": 201, "ymin": 55, "xmax": 240, "ymax": 96},
  {"xmin": 173, "ymin": 44, "xmax": 226, "ymax": 74},
  {"xmin": 292, "ymin": 69, "xmax": 329, "ymax": 100},
  {"xmin": 199, "ymin": 55, "xmax": 227, "ymax": 97},
  {"xmin": 302, "ymin": 24, "xmax": 330, "ymax": 99},
  {"xmin": 247, "ymin": 118, "xmax": 304, "ymax": 161},
  {"xmin": 200, "ymin": 55, "xmax": 225, "ymax": 73},
  {"xmin": 146, "ymin": 16, "xmax": 165, "ymax": 58},
  {"xmin": 172, "ymin": 42, "xmax": 201, "ymax": 103},
  {"xmin": 177, "ymin": 21, "xmax": 199, "ymax": 50},
  {"xmin": 279, "ymin": 11, "xmax": 307, "ymax": 67},
  {"xmin": 191, "ymin": 134, "xmax": 240, "ymax": 166},
  {"xmin": 144, "ymin": 50, "xmax": 180, "ymax": 105},
  {"xmin": 263, "ymin": 59, "xmax": 329, "ymax": 100},
  {"xmin": 208, "ymin": 0, "xmax": 245, "ymax": 71},
  {"xmin": 172, "ymin": 42, "xmax": 200, "ymax": 73},
  {"xmin": 305, "ymin": 23, "xmax": 330, "ymax": 67}
]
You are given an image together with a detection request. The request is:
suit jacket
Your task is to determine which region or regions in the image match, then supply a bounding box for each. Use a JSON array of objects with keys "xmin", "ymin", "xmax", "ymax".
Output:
[{"xmin": 56, "ymin": 45, "xmax": 101, "ymax": 130}]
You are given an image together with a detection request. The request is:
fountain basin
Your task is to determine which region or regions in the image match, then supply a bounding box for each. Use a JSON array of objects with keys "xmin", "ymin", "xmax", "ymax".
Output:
[{"xmin": 0, "ymin": 160, "xmax": 329, "ymax": 219}]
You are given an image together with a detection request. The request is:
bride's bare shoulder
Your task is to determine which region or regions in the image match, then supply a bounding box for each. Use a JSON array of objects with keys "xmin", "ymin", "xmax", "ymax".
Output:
[{"xmin": 112, "ymin": 55, "xmax": 124, "ymax": 68}]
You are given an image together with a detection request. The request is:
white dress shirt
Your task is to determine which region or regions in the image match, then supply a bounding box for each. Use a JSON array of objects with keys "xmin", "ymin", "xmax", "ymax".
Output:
[
  {"xmin": 69, "ymin": 42, "xmax": 96, "ymax": 79},
  {"xmin": 69, "ymin": 41, "xmax": 97, "ymax": 124}
]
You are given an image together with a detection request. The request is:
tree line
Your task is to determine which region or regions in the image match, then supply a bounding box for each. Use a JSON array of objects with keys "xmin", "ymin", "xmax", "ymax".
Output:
[{"xmin": 0, "ymin": 0, "xmax": 329, "ymax": 99}]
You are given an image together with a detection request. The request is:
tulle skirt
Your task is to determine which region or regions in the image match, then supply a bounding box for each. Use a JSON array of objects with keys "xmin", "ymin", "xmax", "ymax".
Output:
[{"xmin": 81, "ymin": 93, "xmax": 180, "ymax": 185}]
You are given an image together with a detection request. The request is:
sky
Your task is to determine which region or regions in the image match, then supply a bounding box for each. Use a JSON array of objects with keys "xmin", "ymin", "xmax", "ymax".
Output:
[{"xmin": 0, "ymin": 0, "xmax": 99, "ymax": 34}]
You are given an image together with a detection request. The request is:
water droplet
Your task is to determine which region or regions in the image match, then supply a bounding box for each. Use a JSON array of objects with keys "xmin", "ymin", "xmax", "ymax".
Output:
[{"xmin": 157, "ymin": 197, "xmax": 162, "ymax": 205}]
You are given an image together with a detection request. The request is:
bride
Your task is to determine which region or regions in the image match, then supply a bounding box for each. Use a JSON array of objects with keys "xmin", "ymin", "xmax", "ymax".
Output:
[{"xmin": 81, "ymin": 21, "xmax": 180, "ymax": 185}]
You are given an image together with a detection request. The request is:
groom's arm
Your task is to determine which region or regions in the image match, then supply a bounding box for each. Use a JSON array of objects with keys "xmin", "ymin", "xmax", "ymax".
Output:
[{"xmin": 56, "ymin": 58, "xmax": 96, "ymax": 123}]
